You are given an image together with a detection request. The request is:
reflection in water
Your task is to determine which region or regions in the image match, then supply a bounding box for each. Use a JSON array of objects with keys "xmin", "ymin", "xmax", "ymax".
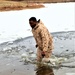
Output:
[{"xmin": 36, "ymin": 65, "xmax": 54, "ymax": 75}]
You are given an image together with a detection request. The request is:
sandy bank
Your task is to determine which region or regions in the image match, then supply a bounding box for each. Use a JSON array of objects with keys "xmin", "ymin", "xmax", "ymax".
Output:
[{"xmin": 0, "ymin": 1, "xmax": 44, "ymax": 11}]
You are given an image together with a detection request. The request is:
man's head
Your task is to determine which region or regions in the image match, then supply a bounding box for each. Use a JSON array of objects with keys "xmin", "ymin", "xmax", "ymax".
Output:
[{"xmin": 29, "ymin": 17, "xmax": 37, "ymax": 28}]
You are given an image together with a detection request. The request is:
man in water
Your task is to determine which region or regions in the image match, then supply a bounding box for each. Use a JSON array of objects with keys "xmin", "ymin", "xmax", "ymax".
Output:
[{"xmin": 29, "ymin": 17, "xmax": 53, "ymax": 62}]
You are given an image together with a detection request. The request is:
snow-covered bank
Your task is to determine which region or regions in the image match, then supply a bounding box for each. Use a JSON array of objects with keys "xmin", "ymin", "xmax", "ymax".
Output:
[{"xmin": 0, "ymin": 2, "xmax": 75, "ymax": 44}]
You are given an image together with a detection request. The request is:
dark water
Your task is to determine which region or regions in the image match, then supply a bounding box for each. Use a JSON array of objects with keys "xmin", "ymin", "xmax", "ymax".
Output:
[
  {"xmin": 36, "ymin": 66, "xmax": 54, "ymax": 75},
  {"xmin": 0, "ymin": 31, "xmax": 75, "ymax": 75}
]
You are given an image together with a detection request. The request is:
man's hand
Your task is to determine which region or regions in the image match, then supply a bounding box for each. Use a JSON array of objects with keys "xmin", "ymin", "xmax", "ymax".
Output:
[{"xmin": 41, "ymin": 51, "xmax": 45, "ymax": 58}]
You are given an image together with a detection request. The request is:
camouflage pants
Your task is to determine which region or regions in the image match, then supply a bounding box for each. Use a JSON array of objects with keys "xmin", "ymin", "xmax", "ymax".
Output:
[{"xmin": 37, "ymin": 47, "xmax": 52, "ymax": 62}]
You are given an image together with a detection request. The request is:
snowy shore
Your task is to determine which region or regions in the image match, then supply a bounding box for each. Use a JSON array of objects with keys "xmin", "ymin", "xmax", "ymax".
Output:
[{"xmin": 0, "ymin": 2, "xmax": 75, "ymax": 44}]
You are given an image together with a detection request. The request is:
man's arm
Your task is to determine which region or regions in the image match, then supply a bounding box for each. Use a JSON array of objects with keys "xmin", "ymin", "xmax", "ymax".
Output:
[{"xmin": 39, "ymin": 29, "xmax": 49, "ymax": 52}]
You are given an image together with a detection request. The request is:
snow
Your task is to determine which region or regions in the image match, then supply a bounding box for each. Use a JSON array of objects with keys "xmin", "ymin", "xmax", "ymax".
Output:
[{"xmin": 0, "ymin": 2, "xmax": 75, "ymax": 43}]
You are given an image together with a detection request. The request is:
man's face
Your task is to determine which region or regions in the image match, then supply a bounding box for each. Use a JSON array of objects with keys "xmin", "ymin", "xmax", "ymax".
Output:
[{"xmin": 29, "ymin": 20, "xmax": 36, "ymax": 27}]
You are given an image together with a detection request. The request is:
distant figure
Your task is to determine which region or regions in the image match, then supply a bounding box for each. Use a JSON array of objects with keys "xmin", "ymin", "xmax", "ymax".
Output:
[
  {"xmin": 29, "ymin": 17, "xmax": 53, "ymax": 62},
  {"xmin": 36, "ymin": 66, "xmax": 54, "ymax": 75}
]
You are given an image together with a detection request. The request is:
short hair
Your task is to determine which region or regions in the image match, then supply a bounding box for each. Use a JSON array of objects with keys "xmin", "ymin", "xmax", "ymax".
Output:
[{"xmin": 29, "ymin": 17, "xmax": 37, "ymax": 22}]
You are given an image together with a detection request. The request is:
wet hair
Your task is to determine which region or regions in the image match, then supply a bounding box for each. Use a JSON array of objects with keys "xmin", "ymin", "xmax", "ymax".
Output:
[{"xmin": 29, "ymin": 17, "xmax": 37, "ymax": 22}]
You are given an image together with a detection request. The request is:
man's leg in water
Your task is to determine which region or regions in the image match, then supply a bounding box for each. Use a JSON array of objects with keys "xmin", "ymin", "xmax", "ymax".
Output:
[
  {"xmin": 42, "ymin": 50, "xmax": 52, "ymax": 62},
  {"xmin": 37, "ymin": 48, "xmax": 42, "ymax": 62}
]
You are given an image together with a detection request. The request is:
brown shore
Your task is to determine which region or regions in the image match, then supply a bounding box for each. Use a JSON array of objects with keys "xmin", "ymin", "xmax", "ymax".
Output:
[
  {"xmin": 0, "ymin": 1, "xmax": 74, "ymax": 11},
  {"xmin": 0, "ymin": 1, "xmax": 45, "ymax": 11}
]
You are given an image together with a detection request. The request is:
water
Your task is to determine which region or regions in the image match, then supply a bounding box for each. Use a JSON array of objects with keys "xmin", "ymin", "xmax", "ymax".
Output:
[
  {"xmin": 0, "ymin": 2, "xmax": 75, "ymax": 44},
  {"xmin": 0, "ymin": 3, "xmax": 75, "ymax": 75}
]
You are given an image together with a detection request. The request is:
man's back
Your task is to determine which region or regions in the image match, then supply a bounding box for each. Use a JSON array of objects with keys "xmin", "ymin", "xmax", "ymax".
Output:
[{"xmin": 32, "ymin": 20, "xmax": 53, "ymax": 52}]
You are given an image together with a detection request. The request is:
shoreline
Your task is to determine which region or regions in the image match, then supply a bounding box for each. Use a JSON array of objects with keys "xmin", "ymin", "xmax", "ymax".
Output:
[
  {"xmin": 0, "ymin": 30, "xmax": 75, "ymax": 45},
  {"xmin": 0, "ymin": 1, "xmax": 45, "ymax": 11},
  {"xmin": 0, "ymin": 1, "xmax": 74, "ymax": 11}
]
